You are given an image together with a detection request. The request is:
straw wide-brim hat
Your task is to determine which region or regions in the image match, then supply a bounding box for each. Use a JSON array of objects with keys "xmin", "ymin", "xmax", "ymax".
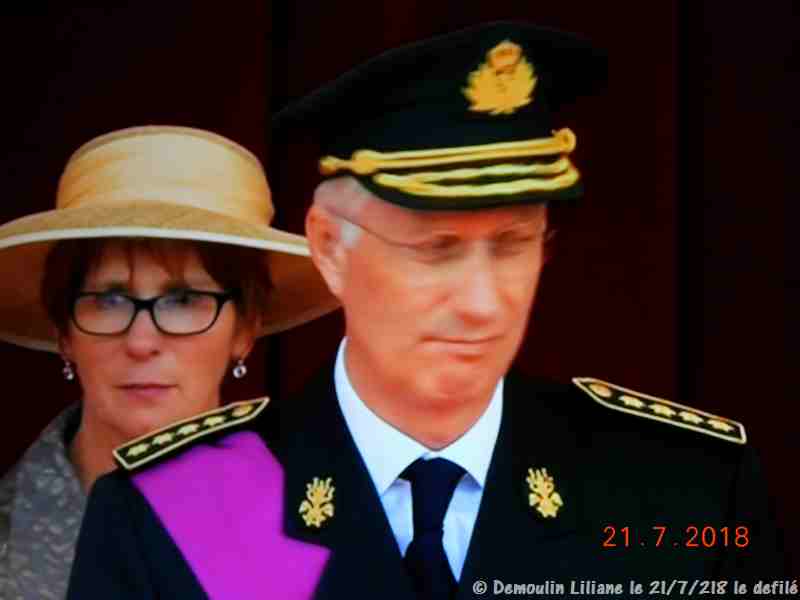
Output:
[{"xmin": 0, "ymin": 125, "xmax": 339, "ymax": 352}]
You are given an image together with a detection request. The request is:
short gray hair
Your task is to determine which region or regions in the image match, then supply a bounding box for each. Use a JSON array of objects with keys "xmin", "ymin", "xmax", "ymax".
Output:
[{"xmin": 311, "ymin": 176, "xmax": 375, "ymax": 248}]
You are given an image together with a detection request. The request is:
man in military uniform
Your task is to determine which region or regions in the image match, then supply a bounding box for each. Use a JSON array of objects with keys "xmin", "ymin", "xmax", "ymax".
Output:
[
  {"xmin": 269, "ymin": 21, "xmax": 787, "ymax": 598},
  {"xmin": 69, "ymin": 22, "xmax": 787, "ymax": 599}
]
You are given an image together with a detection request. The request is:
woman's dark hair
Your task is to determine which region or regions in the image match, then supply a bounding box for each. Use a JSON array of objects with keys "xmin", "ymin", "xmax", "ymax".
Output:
[{"xmin": 41, "ymin": 238, "xmax": 273, "ymax": 336}]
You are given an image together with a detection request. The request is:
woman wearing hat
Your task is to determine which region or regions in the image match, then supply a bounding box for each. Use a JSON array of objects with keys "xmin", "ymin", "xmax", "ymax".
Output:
[{"xmin": 0, "ymin": 126, "xmax": 335, "ymax": 599}]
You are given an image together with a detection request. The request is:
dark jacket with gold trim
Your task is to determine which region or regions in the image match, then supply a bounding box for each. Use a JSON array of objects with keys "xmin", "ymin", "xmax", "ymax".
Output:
[{"xmin": 66, "ymin": 371, "xmax": 787, "ymax": 599}]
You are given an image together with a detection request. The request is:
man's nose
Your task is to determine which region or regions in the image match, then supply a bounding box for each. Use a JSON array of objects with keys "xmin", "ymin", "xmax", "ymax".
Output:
[{"xmin": 452, "ymin": 246, "xmax": 502, "ymax": 323}]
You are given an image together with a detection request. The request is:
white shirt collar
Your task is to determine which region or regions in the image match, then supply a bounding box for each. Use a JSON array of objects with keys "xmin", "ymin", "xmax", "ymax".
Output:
[{"xmin": 334, "ymin": 338, "xmax": 503, "ymax": 496}]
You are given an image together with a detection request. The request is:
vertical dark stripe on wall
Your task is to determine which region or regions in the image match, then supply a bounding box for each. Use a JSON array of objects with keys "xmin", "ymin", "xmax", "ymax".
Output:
[{"xmin": 675, "ymin": 0, "xmax": 703, "ymax": 408}]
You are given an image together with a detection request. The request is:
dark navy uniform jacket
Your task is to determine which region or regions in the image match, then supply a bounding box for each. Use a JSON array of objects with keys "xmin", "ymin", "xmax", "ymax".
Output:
[{"xmin": 66, "ymin": 371, "xmax": 787, "ymax": 599}]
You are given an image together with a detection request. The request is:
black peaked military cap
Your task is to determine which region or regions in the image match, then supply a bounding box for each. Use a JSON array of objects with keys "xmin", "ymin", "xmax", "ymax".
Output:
[{"xmin": 273, "ymin": 21, "xmax": 607, "ymax": 210}]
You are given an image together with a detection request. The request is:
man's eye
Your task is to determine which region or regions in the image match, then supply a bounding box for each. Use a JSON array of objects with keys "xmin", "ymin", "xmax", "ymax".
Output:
[
  {"xmin": 508, "ymin": 234, "xmax": 536, "ymax": 245},
  {"xmin": 493, "ymin": 231, "xmax": 538, "ymax": 253},
  {"xmin": 417, "ymin": 236, "xmax": 460, "ymax": 254}
]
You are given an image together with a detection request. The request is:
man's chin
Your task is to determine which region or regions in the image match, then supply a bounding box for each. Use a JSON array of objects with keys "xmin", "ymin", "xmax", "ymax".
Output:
[{"xmin": 428, "ymin": 368, "xmax": 500, "ymax": 404}]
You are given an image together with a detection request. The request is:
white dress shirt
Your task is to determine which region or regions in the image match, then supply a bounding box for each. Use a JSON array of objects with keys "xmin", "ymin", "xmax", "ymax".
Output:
[{"xmin": 334, "ymin": 339, "xmax": 503, "ymax": 580}]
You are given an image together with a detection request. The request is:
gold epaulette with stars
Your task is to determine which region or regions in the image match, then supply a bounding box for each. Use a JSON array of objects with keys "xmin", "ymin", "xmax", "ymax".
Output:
[
  {"xmin": 113, "ymin": 398, "xmax": 270, "ymax": 471},
  {"xmin": 572, "ymin": 378, "xmax": 746, "ymax": 445}
]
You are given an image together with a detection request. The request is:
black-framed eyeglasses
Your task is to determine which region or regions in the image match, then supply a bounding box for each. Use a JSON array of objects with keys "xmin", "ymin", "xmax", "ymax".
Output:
[{"xmin": 71, "ymin": 290, "xmax": 236, "ymax": 336}]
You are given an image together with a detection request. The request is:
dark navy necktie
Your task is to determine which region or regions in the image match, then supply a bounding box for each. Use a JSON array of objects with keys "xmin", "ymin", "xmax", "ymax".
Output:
[{"xmin": 401, "ymin": 457, "xmax": 466, "ymax": 600}]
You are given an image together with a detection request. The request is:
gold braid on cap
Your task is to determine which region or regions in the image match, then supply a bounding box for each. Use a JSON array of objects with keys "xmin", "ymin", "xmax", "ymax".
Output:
[{"xmin": 318, "ymin": 129, "xmax": 578, "ymax": 198}]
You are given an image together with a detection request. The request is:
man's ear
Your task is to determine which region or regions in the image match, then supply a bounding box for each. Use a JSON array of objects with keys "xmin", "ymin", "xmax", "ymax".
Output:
[{"xmin": 305, "ymin": 204, "xmax": 348, "ymax": 298}]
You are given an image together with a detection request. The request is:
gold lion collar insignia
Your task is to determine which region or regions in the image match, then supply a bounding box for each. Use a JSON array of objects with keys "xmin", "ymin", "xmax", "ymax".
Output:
[
  {"xmin": 526, "ymin": 467, "xmax": 563, "ymax": 518},
  {"xmin": 573, "ymin": 377, "xmax": 746, "ymax": 444},
  {"xmin": 299, "ymin": 476, "xmax": 335, "ymax": 528},
  {"xmin": 113, "ymin": 398, "xmax": 270, "ymax": 471}
]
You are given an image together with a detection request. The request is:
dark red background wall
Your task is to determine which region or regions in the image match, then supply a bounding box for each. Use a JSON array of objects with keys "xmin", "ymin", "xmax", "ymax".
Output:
[{"xmin": 0, "ymin": 2, "xmax": 795, "ymax": 574}]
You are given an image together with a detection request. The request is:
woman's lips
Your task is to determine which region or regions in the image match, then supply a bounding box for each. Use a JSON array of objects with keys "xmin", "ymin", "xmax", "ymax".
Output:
[{"xmin": 118, "ymin": 383, "xmax": 175, "ymax": 400}]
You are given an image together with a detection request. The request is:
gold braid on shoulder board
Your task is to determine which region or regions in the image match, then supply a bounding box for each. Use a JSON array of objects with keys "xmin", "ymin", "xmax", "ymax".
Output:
[
  {"xmin": 113, "ymin": 398, "xmax": 270, "ymax": 471},
  {"xmin": 573, "ymin": 378, "xmax": 746, "ymax": 444}
]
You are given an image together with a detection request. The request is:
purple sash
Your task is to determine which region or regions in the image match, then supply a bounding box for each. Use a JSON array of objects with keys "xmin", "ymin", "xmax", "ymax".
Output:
[{"xmin": 132, "ymin": 431, "xmax": 329, "ymax": 599}]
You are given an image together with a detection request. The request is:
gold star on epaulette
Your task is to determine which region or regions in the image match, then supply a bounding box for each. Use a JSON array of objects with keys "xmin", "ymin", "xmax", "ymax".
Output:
[
  {"xmin": 113, "ymin": 398, "xmax": 270, "ymax": 471},
  {"xmin": 572, "ymin": 378, "xmax": 746, "ymax": 445}
]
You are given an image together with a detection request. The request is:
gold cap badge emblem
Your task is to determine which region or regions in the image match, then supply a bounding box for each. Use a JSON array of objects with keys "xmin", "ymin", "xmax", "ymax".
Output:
[
  {"xmin": 463, "ymin": 40, "xmax": 536, "ymax": 115},
  {"xmin": 526, "ymin": 467, "xmax": 563, "ymax": 518},
  {"xmin": 299, "ymin": 476, "xmax": 335, "ymax": 528}
]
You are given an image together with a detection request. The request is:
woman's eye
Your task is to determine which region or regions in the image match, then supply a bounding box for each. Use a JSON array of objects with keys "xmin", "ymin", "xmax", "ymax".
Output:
[
  {"xmin": 95, "ymin": 292, "xmax": 128, "ymax": 309},
  {"xmin": 162, "ymin": 291, "xmax": 197, "ymax": 307}
]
